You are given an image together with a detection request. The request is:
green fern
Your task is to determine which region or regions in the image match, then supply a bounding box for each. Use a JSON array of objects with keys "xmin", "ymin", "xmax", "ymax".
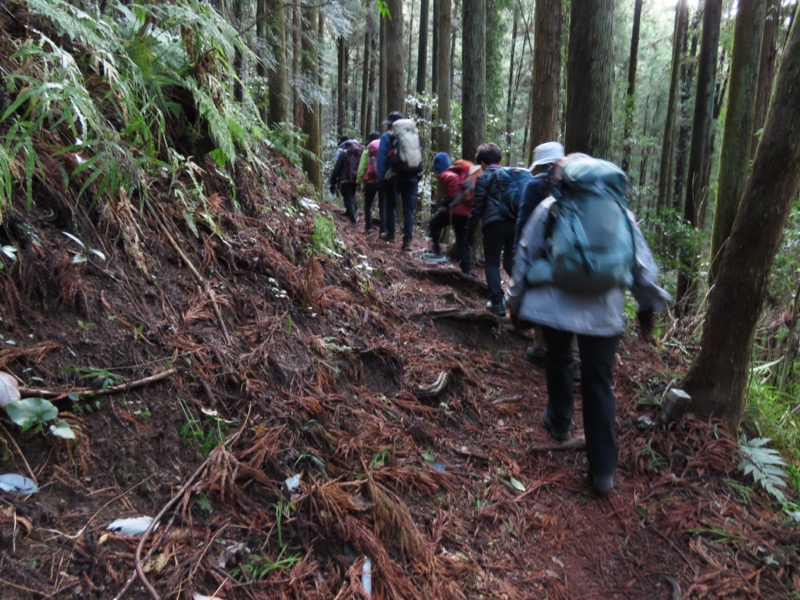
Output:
[{"xmin": 738, "ymin": 437, "xmax": 790, "ymax": 505}]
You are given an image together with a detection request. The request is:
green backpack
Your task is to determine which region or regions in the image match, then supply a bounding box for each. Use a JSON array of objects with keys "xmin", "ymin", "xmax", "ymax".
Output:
[{"xmin": 526, "ymin": 157, "xmax": 636, "ymax": 294}]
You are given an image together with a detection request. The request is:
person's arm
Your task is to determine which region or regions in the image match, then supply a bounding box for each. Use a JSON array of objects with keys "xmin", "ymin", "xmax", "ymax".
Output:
[
  {"xmin": 628, "ymin": 213, "xmax": 672, "ymax": 337},
  {"xmin": 376, "ymin": 135, "xmax": 389, "ymax": 182},
  {"xmin": 356, "ymin": 149, "xmax": 369, "ymax": 181},
  {"xmin": 329, "ymin": 152, "xmax": 345, "ymax": 189},
  {"xmin": 514, "ymin": 180, "xmax": 539, "ymax": 251},
  {"xmin": 465, "ymin": 170, "xmax": 492, "ymax": 241},
  {"xmin": 506, "ymin": 199, "xmax": 551, "ymax": 318}
]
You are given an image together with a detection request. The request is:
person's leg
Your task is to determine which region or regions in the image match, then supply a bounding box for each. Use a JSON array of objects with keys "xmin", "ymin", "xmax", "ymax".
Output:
[
  {"xmin": 400, "ymin": 180, "xmax": 419, "ymax": 246},
  {"xmin": 501, "ymin": 220, "xmax": 516, "ymax": 277},
  {"xmin": 383, "ymin": 181, "xmax": 397, "ymax": 240},
  {"xmin": 577, "ymin": 334, "xmax": 619, "ymax": 481},
  {"xmin": 429, "ymin": 210, "xmax": 449, "ymax": 254},
  {"xmin": 452, "ymin": 215, "xmax": 472, "ymax": 273},
  {"xmin": 482, "ymin": 221, "xmax": 505, "ymax": 307},
  {"xmin": 541, "ymin": 326, "xmax": 576, "ymax": 434},
  {"xmin": 363, "ymin": 183, "xmax": 377, "ymax": 231},
  {"xmin": 377, "ymin": 182, "xmax": 387, "ymax": 236},
  {"xmin": 341, "ymin": 183, "xmax": 357, "ymax": 224}
]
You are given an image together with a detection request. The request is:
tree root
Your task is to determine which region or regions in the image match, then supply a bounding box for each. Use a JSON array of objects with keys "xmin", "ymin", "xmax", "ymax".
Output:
[{"xmin": 21, "ymin": 368, "xmax": 177, "ymax": 401}]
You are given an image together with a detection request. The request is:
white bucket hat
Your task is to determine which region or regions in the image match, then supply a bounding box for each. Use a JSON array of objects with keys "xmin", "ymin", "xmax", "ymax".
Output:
[{"xmin": 529, "ymin": 141, "xmax": 565, "ymax": 170}]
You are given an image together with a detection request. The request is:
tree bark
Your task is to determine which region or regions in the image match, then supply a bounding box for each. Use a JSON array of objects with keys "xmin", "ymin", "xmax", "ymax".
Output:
[
  {"xmin": 462, "ymin": 0, "xmax": 486, "ymax": 162},
  {"xmin": 256, "ymin": 0, "xmax": 268, "ymax": 122},
  {"xmin": 564, "ymin": 0, "xmax": 615, "ymax": 158},
  {"xmin": 232, "ymin": 0, "xmax": 244, "ymax": 103},
  {"xmin": 301, "ymin": 4, "xmax": 321, "ymax": 189},
  {"xmin": 406, "ymin": 0, "xmax": 416, "ymax": 94},
  {"xmin": 361, "ymin": 10, "xmax": 375, "ymax": 140},
  {"xmin": 417, "ymin": 0, "xmax": 430, "ymax": 97},
  {"xmin": 505, "ymin": 5, "xmax": 519, "ymax": 139},
  {"xmin": 527, "ymin": 0, "xmax": 562, "ymax": 163},
  {"xmin": 621, "ymin": 0, "xmax": 643, "ymax": 174},
  {"xmin": 292, "ymin": 4, "xmax": 302, "ymax": 126},
  {"xmin": 431, "ymin": 0, "xmax": 439, "ymax": 96},
  {"xmin": 379, "ymin": 13, "xmax": 388, "ymax": 127},
  {"xmin": 676, "ymin": 0, "xmax": 723, "ymax": 315},
  {"xmin": 683, "ymin": 4, "xmax": 800, "ymax": 430},
  {"xmin": 266, "ymin": 0, "xmax": 289, "ymax": 127},
  {"xmin": 673, "ymin": 8, "xmax": 700, "ymax": 211},
  {"xmin": 386, "ymin": 0, "xmax": 405, "ymax": 113},
  {"xmin": 709, "ymin": 0, "xmax": 767, "ymax": 282},
  {"xmin": 337, "ymin": 37, "xmax": 347, "ymax": 135},
  {"xmin": 435, "ymin": 0, "xmax": 452, "ymax": 154},
  {"xmin": 752, "ymin": 0, "xmax": 782, "ymax": 157},
  {"xmin": 657, "ymin": 0, "xmax": 689, "ymax": 214}
]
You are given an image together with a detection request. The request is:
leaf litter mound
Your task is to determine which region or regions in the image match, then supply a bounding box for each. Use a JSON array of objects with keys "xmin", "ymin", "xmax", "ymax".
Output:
[{"xmin": 0, "ymin": 14, "xmax": 798, "ymax": 600}]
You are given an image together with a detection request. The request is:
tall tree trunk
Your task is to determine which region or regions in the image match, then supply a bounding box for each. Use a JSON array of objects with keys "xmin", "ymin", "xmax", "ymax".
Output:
[
  {"xmin": 673, "ymin": 8, "xmax": 700, "ymax": 211},
  {"xmin": 301, "ymin": 4, "xmax": 321, "ymax": 189},
  {"xmin": 386, "ymin": 0, "xmax": 404, "ymax": 113},
  {"xmin": 435, "ymin": 0, "xmax": 452, "ymax": 154},
  {"xmin": 462, "ymin": 0, "xmax": 486, "ymax": 162},
  {"xmin": 564, "ymin": 0, "xmax": 614, "ymax": 158},
  {"xmin": 337, "ymin": 37, "xmax": 347, "ymax": 135},
  {"xmin": 417, "ymin": 0, "xmax": 430, "ymax": 97},
  {"xmin": 256, "ymin": 0, "xmax": 268, "ymax": 122},
  {"xmin": 379, "ymin": 14, "xmax": 388, "ymax": 126},
  {"xmin": 709, "ymin": 0, "xmax": 767, "ymax": 282},
  {"xmin": 292, "ymin": 4, "xmax": 302, "ymax": 126},
  {"xmin": 266, "ymin": 0, "xmax": 289, "ymax": 126},
  {"xmin": 683, "ymin": 4, "xmax": 800, "ymax": 430},
  {"xmin": 752, "ymin": 0, "xmax": 782, "ymax": 156},
  {"xmin": 406, "ymin": 0, "xmax": 416, "ymax": 94},
  {"xmin": 450, "ymin": 0, "xmax": 459, "ymax": 104},
  {"xmin": 527, "ymin": 0, "xmax": 562, "ymax": 163},
  {"xmin": 431, "ymin": 0, "xmax": 439, "ymax": 96},
  {"xmin": 621, "ymin": 0, "xmax": 643, "ymax": 174},
  {"xmin": 676, "ymin": 0, "xmax": 723, "ymax": 315},
  {"xmin": 361, "ymin": 15, "xmax": 373, "ymax": 139},
  {"xmin": 658, "ymin": 0, "xmax": 689, "ymax": 214},
  {"xmin": 232, "ymin": 0, "xmax": 244, "ymax": 103},
  {"xmin": 505, "ymin": 5, "xmax": 519, "ymax": 139}
]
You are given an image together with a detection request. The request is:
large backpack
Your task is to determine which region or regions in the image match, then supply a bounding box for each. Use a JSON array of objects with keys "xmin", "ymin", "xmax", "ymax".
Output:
[
  {"xmin": 448, "ymin": 159, "xmax": 480, "ymax": 207},
  {"xmin": 342, "ymin": 140, "xmax": 364, "ymax": 182},
  {"xmin": 387, "ymin": 119, "xmax": 422, "ymax": 178},
  {"xmin": 492, "ymin": 167, "xmax": 533, "ymax": 220},
  {"xmin": 363, "ymin": 139, "xmax": 380, "ymax": 183},
  {"xmin": 526, "ymin": 157, "xmax": 636, "ymax": 294}
]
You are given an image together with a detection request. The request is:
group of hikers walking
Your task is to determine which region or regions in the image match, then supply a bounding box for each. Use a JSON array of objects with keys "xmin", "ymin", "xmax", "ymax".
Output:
[{"xmin": 329, "ymin": 111, "xmax": 671, "ymax": 494}]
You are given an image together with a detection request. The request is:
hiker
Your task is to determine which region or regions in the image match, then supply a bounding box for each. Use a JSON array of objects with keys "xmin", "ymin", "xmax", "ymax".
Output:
[
  {"xmin": 429, "ymin": 152, "xmax": 478, "ymax": 275},
  {"xmin": 466, "ymin": 142, "xmax": 528, "ymax": 317},
  {"xmin": 516, "ymin": 141, "xmax": 567, "ymax": 368},
  {"xmin": 357, "ymin": 131, "xmax": 383, "ymax": 234},
  {"xmin": 376, "ymin": 111, "xmax": 422, "ymax": 251},
  {"xmin": 329, "ymin": 136, "xmax": 364, "ymax": 225},
  {"xmin": 506, "ymin": 153, "xmax": 671, "ymax": 494}
]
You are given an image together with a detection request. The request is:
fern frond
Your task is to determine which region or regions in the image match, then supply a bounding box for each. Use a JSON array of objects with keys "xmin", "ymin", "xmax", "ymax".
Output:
[{"xmin": 738, "ymin": 437, "xmax": 791, "ymax": 505}]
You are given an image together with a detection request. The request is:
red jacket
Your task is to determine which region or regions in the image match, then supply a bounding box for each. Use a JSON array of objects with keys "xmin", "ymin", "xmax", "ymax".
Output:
[{"xmin": 437, "ymin": 166, "xmax": 475, "ymax": 217}]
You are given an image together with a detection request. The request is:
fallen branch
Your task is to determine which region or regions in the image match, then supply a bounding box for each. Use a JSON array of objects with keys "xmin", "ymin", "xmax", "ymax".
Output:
[
  {"xmin": 146, "ymin": 202, "xmax": 232, "ymax": 345},
  {"xmin": 405, "ymin": 265, "xmax": 489, "ymax": 292},
  {"xmin": 413, "ymin": 371, "xmax": 451, "ymax": 399},
  {"xmin": 425, "ymin": 308, "xmax": 501, "ymax": 322},
  {"xmin": 528, "ymin": 436, "xmax": 586, "ymax": 452},
  {"xmin": 21, "ymin": 368, "xmax": 177, "ymax": 401}
]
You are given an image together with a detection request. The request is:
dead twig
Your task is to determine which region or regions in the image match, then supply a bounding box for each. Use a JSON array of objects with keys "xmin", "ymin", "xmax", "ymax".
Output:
[
  {"xmin": 20, "ymin": 368, "xmax": 178, "ymax": 401},
  {"xmin": 413, "ymin": 371, "xmax": 451, "ymax": 399},
  {"xmin": 145, "ymin": 202, "xmax": 232, "ymax": 345},
  {"xmin": 527, "ymin": 436, "xmax": 587, "ymax": 452}
]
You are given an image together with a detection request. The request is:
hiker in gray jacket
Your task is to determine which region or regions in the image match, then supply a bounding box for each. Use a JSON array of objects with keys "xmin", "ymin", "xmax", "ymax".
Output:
[{"xmin": 505, "ymin": 156, "xmax": 671, "ymax": 494}]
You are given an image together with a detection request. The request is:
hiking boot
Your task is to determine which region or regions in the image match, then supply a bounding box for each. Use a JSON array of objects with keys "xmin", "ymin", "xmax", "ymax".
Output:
[
  {"xmin": 574, "ymin": 364, "xmax": 582, "ymax": 381},
  {"xmin": 485, "ymin": 300, "xmax": 505, "ymax": 317},
  {"xmin": 402, "ymin": 240, "xmax": 412, "ymax": 252},
  {"xmin": 525, "ymin": 347, "xmax": 547, "ymax": 368},
  {"xmin": 540, "ymin": 410, "xmax": 571, "ymax": 442},
  {"xmin": 590, "ymin": 472, "xmax": 614, "ymax": 494}
]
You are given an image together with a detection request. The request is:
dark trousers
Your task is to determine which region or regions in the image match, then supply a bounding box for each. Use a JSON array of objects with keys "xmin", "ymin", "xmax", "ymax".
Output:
[
  {"xmin": 341, "ymin": 182, "xmax": 357, "ymax": 224},
  {"xmin": 384, "ymin": 179, "xmax": 419, "ymax": 243},
  {"xmin": 363, "ymin": 182, "xmax": 378, "ymax": 231},
  {"xmin": 430, "ymin": 210, "xmax": 472, "ymax": 273},
  {"xmin": 542, "ymin": 326, "xmax": 620, "ymax": 478},
  {"xmin": 482, "ymin": 220, "xmax": 515, "ymax": 305}
]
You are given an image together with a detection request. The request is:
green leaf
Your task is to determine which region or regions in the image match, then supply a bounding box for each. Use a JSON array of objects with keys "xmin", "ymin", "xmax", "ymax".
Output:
[
  {"xmin": 507, "ymin": 477, "xmax": 526, "ymax": 492},
  {"xmin": 50, "ymin": 420, "xmax": 76, "ymax": 439},
  {"xmin": 4, "ymin": 397, "xmax": 59, "ymax": 431}
]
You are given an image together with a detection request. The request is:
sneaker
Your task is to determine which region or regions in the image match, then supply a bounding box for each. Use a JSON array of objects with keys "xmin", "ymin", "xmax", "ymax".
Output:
[
  {"xmin": 365, "ymin": 227, "xmax": 373, "ymax": 233},
  {"xmin": 402, "ymin": 240, "xmax": 412, "ymax": 252},
  {"xmin": 590, "ymin": 472, "xmax": 614, "ymax": 493},
  {"xmin": 485, "ymin": 300, "xmax": 505, "ymax": 317},
  {"xmin": 525, "ymin": 347, "xmax": 547, "ymax": 368},
  {"xmin": 379, "ymin": 232, "xmax": 389, "ymax": 241},
  {"xmin": 540, "ymin": 410, "xmax": 571, "ymax": 442},
  {"xmin": 574, "ymin": 364, "xmax": 582, "ymax": 381}
]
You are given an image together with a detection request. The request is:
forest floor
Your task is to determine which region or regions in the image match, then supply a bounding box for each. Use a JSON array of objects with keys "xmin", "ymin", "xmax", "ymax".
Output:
[{"xmin": 1, "ymin": 150, "xmax": 799, "ymax": 600}]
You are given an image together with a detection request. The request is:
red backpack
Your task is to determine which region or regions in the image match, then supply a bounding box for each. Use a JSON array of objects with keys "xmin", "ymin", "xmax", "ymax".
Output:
[
  {"xmin": 448, "ymin": 159, "xmax": 481, "ymax": 207},
  {"xmin": 363, "ymin": 139, "xmax": 380, "ymax": 183}
]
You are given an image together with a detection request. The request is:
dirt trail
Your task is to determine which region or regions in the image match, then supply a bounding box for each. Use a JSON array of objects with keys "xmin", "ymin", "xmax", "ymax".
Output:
[{"xmin": 0, "ymin": 167, "xmax": 798, "ymax": 599}]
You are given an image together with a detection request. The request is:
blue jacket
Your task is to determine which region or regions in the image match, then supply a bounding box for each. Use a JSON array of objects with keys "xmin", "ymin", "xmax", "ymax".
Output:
[
  {"xmin": 506, "ymin": 197, "xmax": 671, "ymax": 336},
  {"xmin": 515, "ymin": 168, "xmax": 557, "ymax": 250}
]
